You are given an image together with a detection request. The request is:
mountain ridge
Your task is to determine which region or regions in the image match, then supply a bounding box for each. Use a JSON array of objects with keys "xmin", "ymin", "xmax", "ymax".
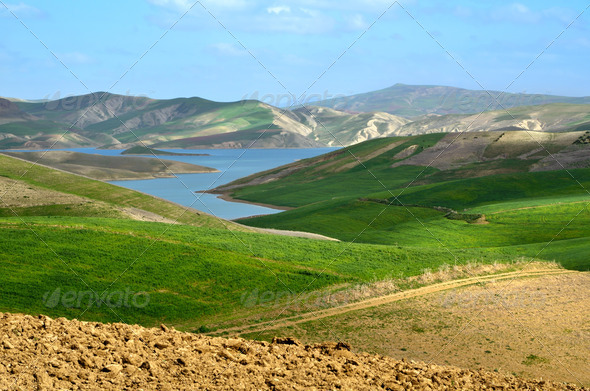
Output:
[
  {"xmin": 313, "ymin": 83, "xmax": 590, "ymax": 118},
  {"xmin": 1, "ymin": 86, "xmax": 589, "ymax": 150}
]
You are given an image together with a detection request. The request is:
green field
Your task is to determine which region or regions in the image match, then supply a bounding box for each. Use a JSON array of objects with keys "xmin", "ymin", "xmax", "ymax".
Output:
[
  {"xmin": 1, "ymin": 138, "xmax": 589, "ymax": 334},
  {"xmin": 219, "ymin": 136, "xmax": 590, "ymax": 272},
  {"xmin": 0, "ymin": 214, "xmax": 569, "ymax": 330}
]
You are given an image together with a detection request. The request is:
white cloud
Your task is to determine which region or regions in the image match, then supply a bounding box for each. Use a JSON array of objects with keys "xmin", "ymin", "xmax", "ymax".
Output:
[
  {"xmin": 261, "ymin": 8, "xmax": 335, "ymax": 34},
  {"xmin": 147, "ymin": 0, "xmax": 191, "ymax": 12},
  {"xmin": 0, "ymin": 2, "xmax": 43, "ymax": 18},
  {"xmin": 148, "ymin": 0, "xmax": 248, "ymax": 12},
  {"xmin": 59, "ymin": 52, "xmax": 94, "ymax": 65},
  {"xmin": 491, "ymin": 3, "xmax": 541, "ymax": 23},
  {"xmin": 348, "ymin": 14, "xmax": 368, "ymax": 30},
  {"xmin": 267, "ymin": 5, "xmax": 291, "ymax": 15},
  {"xmin": 210, "ymin": 42, "xmax": 246, "ymax": 56}
]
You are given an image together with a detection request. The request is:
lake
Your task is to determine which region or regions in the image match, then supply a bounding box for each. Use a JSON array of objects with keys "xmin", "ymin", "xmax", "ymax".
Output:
[{"xmin": 22, "ymin": 147, "xmax": 334, "ymax": 220}]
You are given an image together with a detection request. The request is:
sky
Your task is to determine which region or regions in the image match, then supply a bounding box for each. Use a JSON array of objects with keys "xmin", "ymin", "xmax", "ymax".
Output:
[{"xmin": 1, "ymin": 0, "xmax": 589, "ymax": 104}]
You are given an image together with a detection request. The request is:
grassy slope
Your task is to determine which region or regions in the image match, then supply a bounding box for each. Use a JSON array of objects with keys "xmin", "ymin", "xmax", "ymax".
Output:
[
  {"xmin": 226, "ymin": 135, "xmax": 445, "ymax": 207},
  {"xmin": 0, "ymin": 154, "xmax": 233, "ymax": 229},
  {"xmin": 0, "ymin": 215, "xmax": 539, "ymax": 329},
  {"xmin": 223, "ymin": 136, "xmax": 590, "ymax": 271},
  {"xmin": 12, "ymin": 96, "xmax": 304, "ymax": 149}
]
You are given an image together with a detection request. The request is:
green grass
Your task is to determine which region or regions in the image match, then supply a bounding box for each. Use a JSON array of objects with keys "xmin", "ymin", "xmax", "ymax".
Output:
[
  {"xmin": 229, "ymin": 135, "xmax": 445, "ymax": 207},
  {"xmin": 226, "ymin": 136, "xmax": 590, "ymax": 271},
  {"xmin": 376, "ymin": 169, "xmax": 590, "ymax": 211},
  {"xmin": 0, "ymin": 216, "xmax": 524, "ymax": 328},
  {"xmin": 240, "ymin": 198, "xmax": 590, "ymax": 253},
  {"xmin": 0, "ymin": 154, "xmax": 232, "ymax": 229},
  {"xmin": 0, "ymin": 120, "xmax": 70, "ymax": 137},
  {"xmin": 1, "ymin": 137, "xmax": 588, "ymax": 336}
]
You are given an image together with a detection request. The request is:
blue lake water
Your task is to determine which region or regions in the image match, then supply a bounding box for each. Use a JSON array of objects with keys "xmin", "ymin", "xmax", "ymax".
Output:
[{"xmin": 14, "ymin": 147, "xmax": 335, "ymax": 220}]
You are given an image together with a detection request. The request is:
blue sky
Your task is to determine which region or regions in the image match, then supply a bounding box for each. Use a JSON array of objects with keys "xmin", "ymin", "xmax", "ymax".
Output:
[{"xmin": 1, "ymin": 0, "xmax": 589, "ymax": 104}]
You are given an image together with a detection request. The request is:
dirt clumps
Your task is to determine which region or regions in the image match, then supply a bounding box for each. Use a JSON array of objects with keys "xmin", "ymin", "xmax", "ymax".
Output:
[{"xmin": 0, "ymin": 312, "xmax": 585, "ymax": 390}]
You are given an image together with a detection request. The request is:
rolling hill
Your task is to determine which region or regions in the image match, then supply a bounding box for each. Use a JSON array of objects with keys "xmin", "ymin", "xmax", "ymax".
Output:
[
  {"xmin": 393, "ymin": 103, "xmax": 590, "ymax": 136},
  {"xmin": 2, "ymin": 88, "xmax": 588, "ymax": 150},
  {"xmin": 313, "ymin": 83, "xmax": 590, "ymax": 117},
  {"xmin": 2, "ymin": 151, "xmax": 218, "ymax": 180},
  {"xmin": 1, "ymin": 131, "xmax": 589, "ymax": 387},
  {"xmin": 0, "ymin": 152, "xmax": 233, "ymax": 227},
  {"xmin": 2, "ymin": 93, "xmax": 408, "ymax": 150},
  {"xmin": 212, "ymin": 132, "xmax": 590, "ymax": 271}
]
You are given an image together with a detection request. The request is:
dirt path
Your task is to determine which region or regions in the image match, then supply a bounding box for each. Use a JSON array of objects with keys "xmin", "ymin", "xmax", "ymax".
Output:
[
  {"xmin": 255, "ymin": 227, "xmax": 340, "ymax": 241},
  {"xmin": 211, "ymin": 268, "xmax": 577, "ymax": 337}
]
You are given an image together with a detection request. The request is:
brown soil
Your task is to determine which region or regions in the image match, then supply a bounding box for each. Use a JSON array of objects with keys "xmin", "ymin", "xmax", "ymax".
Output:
[
  {"xmin": 213, "ymin": 268, "xmax": 573, "ymax": 337},
  {"xmin": 245, "ymin": 272, "xmax": 590, "ymax": 387},
  {"xmin": 0, "ymin": 177, "xmax": 89, "ymax": 208},
  {"xmin": 0, "ymin": 312, "xmax": 585, "ymax": 390}
]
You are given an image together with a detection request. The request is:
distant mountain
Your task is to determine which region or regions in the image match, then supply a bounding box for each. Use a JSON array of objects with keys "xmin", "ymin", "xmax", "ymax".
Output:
[
  {"xmin": 0, "ymin": 92, "xmax": 414, "ymax": 149},
  {"xmin": 313, "ymin": 84, "xmax": 590, "ymax": 118},
  {"xmin": 291, "ymin": 106, "xmax": 410, "ymax": 147},
  {"xmin": 2, "ymin": 88, "xmax": 589, "ymax": 150},
  {"xmin": 0, "ymin": 98, "xmax": 36, "ymax": 124},
  {"xmin": 393, "ymin": 103, "xmax": 590, "ymax": 136}
]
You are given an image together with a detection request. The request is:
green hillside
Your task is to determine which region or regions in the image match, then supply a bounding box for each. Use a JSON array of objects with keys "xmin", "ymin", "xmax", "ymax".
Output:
[
  {"xmin": 0, "ymin": 153, "xmax": 231, "ymax": 228},
  {"xmin": 1, "ymin": 133, "xmax": 589, "ymax": 338},
  {"xmin": 210, "ymin": 134, "xmax": 590, "ymax": 271},
  {"xmin": 0, "ymin": 153, "xmax": 528, "ymax": 331}
]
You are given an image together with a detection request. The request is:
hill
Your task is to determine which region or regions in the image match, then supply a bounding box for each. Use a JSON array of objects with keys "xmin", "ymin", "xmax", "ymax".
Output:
[
  {"xmin": 0, "ymin": 152, "xmax": 527, "ymax": 328},
  {"xmin": 2, "ymin": 89, "xmax": 590, "ymax": 149},
  {"xmin": 212, "ymin": 132, "xmax": 590, "ymax": 271},
  {"xmin": 7, "ymin": 92, "xmax": 413, "ymax": 149},
  {"xmin": 0, "ymin": 153, "xmax": 235, "ymax": 228},
  {"xmin": 394, "ymin": 103, "xmax": 590, "ymax": 136},
  {"xmin": 313, "ymin": 83, "xmax": 590, "ymax": 118},
  {"xmin": 2, "ymin": 151, "xmax": 218, "ymax": 180},
  {"xmin": 3, "ymin": 313, "xmax": 585, "ymax": 390},
  {"xmin": 239, "ymin": 268, "xmax": 590, "ymax": 386},
  {"xmin": 291, "ymin": 106, "xmax": 410, "ymax": 146}
]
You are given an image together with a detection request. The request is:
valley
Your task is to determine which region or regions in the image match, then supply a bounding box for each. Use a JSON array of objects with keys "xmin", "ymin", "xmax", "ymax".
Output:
[{"xmin": 1, "ymin": 86, "xmax": 589, "ymax": 388}]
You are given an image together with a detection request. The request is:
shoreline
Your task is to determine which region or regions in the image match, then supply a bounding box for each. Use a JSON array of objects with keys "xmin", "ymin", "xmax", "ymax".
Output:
[
  {"xmin": 109, "ymin": 169, "xmax": 220, "ymax": 181},
  {"xmin": 197, "ymin": 191, "xmax": 293, "ymax": 212}
]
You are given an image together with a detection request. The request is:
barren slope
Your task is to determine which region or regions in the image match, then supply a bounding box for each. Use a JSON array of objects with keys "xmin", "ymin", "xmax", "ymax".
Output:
[
  {"xmin": 0, "ymin": 312, "xmax": 585, "ymax": 390},
  {"xmin": 242, "ymin": 271, "xmax": 590, "ymax": 387}
]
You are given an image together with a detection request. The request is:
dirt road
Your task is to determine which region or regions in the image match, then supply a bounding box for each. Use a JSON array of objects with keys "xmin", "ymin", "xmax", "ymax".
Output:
[{"xmin": 211, "ymin": 268, "xmax": 576, "ymax": 337}]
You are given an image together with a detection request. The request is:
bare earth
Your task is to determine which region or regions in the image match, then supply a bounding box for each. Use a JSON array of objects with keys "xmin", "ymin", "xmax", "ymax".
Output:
[
  {"xmin": 243, "ymin": 271, "xmax": 590, "ymax": 387},
  {"xmin": 211, "ymin": 269, "xmax": 574, "ymax": 336},
  {"xmin": 0, "ymin": 312, "xmax": 585, "ymax": 390}
]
